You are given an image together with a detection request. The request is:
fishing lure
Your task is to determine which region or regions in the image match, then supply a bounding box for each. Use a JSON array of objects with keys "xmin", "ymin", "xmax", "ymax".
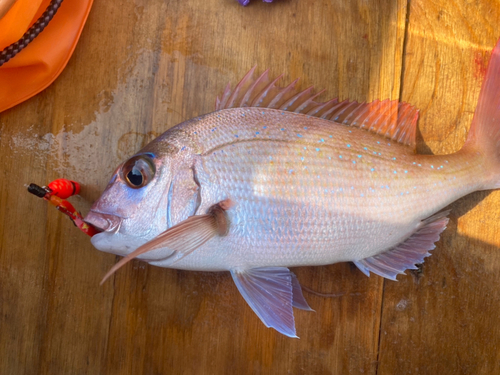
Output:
[{"xmin": 28, "ymin": 179, "xmax": 100, "ymax": 237}]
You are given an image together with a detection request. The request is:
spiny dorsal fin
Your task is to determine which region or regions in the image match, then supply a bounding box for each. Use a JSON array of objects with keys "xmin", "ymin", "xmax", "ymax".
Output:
[{"xmin": 216, "ymin": 67, "xmax": 419, "ymax": 149}]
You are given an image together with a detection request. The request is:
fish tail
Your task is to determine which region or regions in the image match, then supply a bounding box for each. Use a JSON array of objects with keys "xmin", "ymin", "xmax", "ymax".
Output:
[{"xmin": 463, "ymin": 38, "xmax": 500, "ymax": 189}]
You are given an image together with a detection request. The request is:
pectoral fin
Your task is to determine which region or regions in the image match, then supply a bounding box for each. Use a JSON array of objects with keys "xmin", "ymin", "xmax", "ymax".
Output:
[
  {"xmin": 100, "ymin": 199, "xmax": 233, "ymax": 285},
  {"xmin": 354, "ymin": 210, "xmax": 450, "ymax": 280},
  {"xmin": 230, "ymin": 267, "xmax": 312, "ymax": 338}
]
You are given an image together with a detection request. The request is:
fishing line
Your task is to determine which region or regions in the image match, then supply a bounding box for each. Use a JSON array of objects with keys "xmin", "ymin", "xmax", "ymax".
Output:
[{"xmin": 301, "ymin": 284, "xmax": 363, "ymax": 298}]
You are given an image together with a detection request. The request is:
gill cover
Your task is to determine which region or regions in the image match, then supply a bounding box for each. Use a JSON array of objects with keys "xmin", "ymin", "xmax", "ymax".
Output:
[
  {"xmin": 85, "ymin": 152, "xmax": 172, "ymax": 255},
  {"xmin": 85, "ymin": 145, "xmax": 205, "ymax": 261}
]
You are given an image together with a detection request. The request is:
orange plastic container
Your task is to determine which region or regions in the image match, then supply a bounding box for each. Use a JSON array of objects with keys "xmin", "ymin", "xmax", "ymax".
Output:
[{"xmin": 0, "ymin": 0, "xmax": 93, "ymax": 112}]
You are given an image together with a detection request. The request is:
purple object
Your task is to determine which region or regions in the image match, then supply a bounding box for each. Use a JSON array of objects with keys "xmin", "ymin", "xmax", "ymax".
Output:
[{"xmin": 237, "ymin": 0, "xmax": 274, "ymax": 6}]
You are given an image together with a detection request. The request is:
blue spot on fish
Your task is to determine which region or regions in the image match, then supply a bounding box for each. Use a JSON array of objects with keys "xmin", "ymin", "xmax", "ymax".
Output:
[
  {"xmin": 404, "ymin": 170, "xmax": 408, "ymax": 173},
  {"xmin": 301, "ymin": 157, "xmax": 304, "ymax": 161},
  {"xmin": 297, "ymin": 134, "xmax": 302, "ymax": 137},
  {"xmin": 347, "ymin": 144, "xmax": 351, "ymax": 148},
  {"xmin": 316, "ymin": 148, "xmax": 320, "ymax": 152},
  {"xmin": 353, "ymin": 161, "xmax": 356, "ymax": 164},
  {"xmin": 263, "ymin": 126, "xmax": 267, "ymax": 129},
  {"xmin": 364, "ymin": 147, "xmax": 368, "ymax": 151},
  {"xmin": 280, "ymin": 128, "xmax": 285, "ymax": 131},
  {"xmin": 371, "ymin": 168, "xmax": 375, "ymax": 172},
  {"xmin": 358, "ymin": 155, "xmax": 362, "ymax": 158},
  {"xmin": 339, "ymin": 155, "xmax": 343, "ymax": 159},
  {"xmin": 181, "ymin": 146, "xmax": 186, "ymax": 151},
  {"xmin": 235, "ymin": 135, "xmax": 239, "ymax": 138},
  {"xmin": 329, "ymin": 135, "xmax": 333, "ymax": 138},
  {"xmin": 304, "ymin": 127, "xmax": 308, "ymax": 130},
  {"xmin": 320, "ymin": 138, "xmax": 325, "ymax": 142},
  {"xmin": 256, "ymin": 132, "xmax": 260, "ymax": 135},
  {"xmin": 394, "ymin": 171, "xmax": 397, "ymax": 174},
  {"xmin": 289, "ymin": 169, "xmax": 294, "ymax": 174},
  {"xmin": 431, "ymin": 165, "xmax": 434, "ymax": 169},
  {"xmin": 393, "ymin": 157, "xmax": 396, "ymax": 160}
]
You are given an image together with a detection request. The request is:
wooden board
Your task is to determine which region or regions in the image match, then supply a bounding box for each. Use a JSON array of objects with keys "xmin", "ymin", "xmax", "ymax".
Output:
[{"xmin": 0, "ymin": 0, "xmax": 499, "ymax": 373}]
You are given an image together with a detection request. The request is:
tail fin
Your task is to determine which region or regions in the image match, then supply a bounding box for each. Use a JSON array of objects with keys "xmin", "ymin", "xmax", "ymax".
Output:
[{"xmin": 464, "ymin": 38, "xmax": 500, "ymax": 189}]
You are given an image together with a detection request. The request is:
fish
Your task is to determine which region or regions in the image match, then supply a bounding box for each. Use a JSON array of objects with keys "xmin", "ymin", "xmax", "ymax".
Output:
[{"xmin": 85, "ymin": 39, "xmax": 500, "ymax": 338}]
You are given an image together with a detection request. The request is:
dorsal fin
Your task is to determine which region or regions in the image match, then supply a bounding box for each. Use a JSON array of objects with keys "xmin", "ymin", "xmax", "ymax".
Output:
[{"xmin": 216, "ymin": 67, "xmax": 419, "ymax": 149}]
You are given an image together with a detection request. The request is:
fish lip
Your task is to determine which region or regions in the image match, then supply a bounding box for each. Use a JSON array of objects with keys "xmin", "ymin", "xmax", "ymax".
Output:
[{"xmin": 84, "ymin": 210, "xmax": 125, "ymax": 233}]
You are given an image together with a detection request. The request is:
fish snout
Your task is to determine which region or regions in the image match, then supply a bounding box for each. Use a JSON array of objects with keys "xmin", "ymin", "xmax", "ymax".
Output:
[{"xmin": 84, "ymin": 211, "xmax": 123, "ymax": 233}]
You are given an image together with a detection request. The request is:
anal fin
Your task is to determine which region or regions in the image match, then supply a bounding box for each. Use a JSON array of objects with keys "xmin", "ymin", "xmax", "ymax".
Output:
[
  {"xmin": 354, "ymin": 210, "xmax": 451, "ymax": 281},
  {"xmin": 230, "ymin": 267, "xmax": 312, "ymax": 338}
]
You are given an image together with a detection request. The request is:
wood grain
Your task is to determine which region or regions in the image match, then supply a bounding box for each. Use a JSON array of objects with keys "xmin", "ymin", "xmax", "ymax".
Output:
[
  {"xmin": 378, "ymin": 1, "xmax": 500, "ymax": 374},
  {"xmin": 0, "ymin": 0, "xmax": 499, "ymax": 374}
]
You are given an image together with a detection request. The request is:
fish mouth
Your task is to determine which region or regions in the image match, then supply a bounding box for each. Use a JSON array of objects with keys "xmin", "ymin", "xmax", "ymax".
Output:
[{"xmin": 84, "ymin": 210, "xmax": 124, "ymax": 233}]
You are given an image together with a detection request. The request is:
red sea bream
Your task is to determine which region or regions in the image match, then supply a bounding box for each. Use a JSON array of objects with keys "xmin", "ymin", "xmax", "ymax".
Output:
[{"xmin": 85, "ymin": 39, "xmax": 500, "ymax": 337}]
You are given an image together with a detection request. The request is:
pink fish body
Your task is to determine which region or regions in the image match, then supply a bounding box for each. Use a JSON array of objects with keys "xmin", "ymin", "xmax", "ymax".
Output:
[{"xmin": 85, "ymin": 39, "xmax": 500, "ymax": 337}]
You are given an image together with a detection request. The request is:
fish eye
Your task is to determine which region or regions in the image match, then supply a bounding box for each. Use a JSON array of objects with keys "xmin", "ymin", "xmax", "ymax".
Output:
[{"xmin": 121, "ymin": 155, "xmax": 156, "ymax": 189}]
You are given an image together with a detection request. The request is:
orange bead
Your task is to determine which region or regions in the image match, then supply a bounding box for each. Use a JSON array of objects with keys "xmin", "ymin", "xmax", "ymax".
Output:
[{"xmin": 47, "ymin": 179, "xmax": 80, "ymax": 199}]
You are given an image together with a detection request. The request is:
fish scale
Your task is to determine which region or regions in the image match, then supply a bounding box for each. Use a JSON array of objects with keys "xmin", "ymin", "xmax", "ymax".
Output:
[
  {"xmin": 140, "ymin": 108, "xmax": 482, "ymax": 269},
  {"xmin": 86, "ymin": 40, "xmax": 500, "ymax": 337}
]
